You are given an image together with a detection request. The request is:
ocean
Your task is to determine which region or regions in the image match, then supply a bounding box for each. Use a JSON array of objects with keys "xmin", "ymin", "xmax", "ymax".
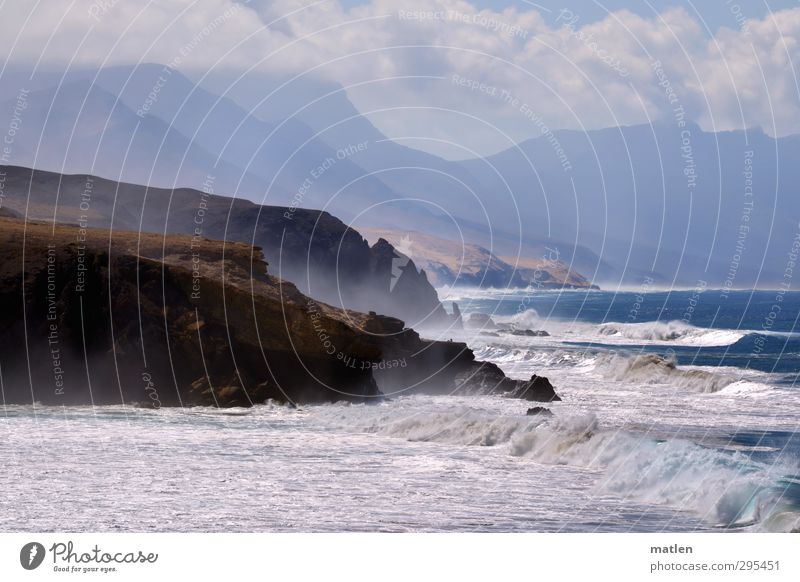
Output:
[{"xmin": 2, "ymin": 289, "xmax": 799, "ymax": 532}]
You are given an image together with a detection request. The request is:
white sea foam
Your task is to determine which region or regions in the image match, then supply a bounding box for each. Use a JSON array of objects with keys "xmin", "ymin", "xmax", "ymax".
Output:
[
  {"xmin": 472, "ymin": 345, "xmax": 596, "ymax": 369},
  {"xmin": 467, "ymin": 312, "xmax": 748, "ymax": 348},
  {"xmin": 315, "ymin": 402, "xmax": 800, "ymax": 530},
  {"xmin": 504, "ymin": 308, "xmax": 541, "ymax": 329},
  {"xmin": 716, "ymin": 380, "xmax": 776, "ymax": 396},
  {"xmin": 513, "ymin": 418, "xmax": 800, "ymax": 530},
  {"xmin": 596, "ymin": 320, "xmax": 746, "ymax": 346},
  {"xmin": 592, "ymin": 353, "xmax": 736, "ymax": 393},
  {"xmin": 472, "ymin": 342, "xmax": 767, "ymax": 395}
]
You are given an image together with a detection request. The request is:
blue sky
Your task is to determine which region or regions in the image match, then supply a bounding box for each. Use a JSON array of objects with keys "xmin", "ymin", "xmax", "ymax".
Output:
[{"xmin": 340, "ymin": 0, "xmax": 798, "ymax": 33}]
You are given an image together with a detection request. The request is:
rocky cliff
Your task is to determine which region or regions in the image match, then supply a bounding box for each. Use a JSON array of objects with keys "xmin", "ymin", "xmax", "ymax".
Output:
[
  {"xmin": 0, "ymin": 165, "xmax": 454, "ymax": 329},
  {"xmin": 0, "ymin": 216, "xmax": 387, "ymax": 406},
  {"xmin": 361, "ymin": 228, "xmax": 598, "ymax": 289},
  {"xmin": 0, "ymin": 216, "xmax": 559, "ymax": 407}
]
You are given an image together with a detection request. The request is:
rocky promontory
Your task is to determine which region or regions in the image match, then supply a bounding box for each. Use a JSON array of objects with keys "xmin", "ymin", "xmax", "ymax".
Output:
[
  {"xmin": 0, "ymin": 216, "xmax": 560, "ymax": 407},
  {"xmin": 0, "ymin": 165, "xmax": 456, "ymax": 328}
]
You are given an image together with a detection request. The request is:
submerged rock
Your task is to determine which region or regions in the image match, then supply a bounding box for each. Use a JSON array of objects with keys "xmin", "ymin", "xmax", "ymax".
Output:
[
  {"xmin": 526, "ymin": 407, "xmax": 553, "ymax": 416},
  {"xmin": 508, "ymin": 329, "xmax": 550, "ymax": 337}
]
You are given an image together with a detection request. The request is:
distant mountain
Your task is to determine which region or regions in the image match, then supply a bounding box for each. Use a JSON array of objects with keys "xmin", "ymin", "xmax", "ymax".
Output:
[
  {"xmin": 0, "ymin": 78, "xmax": 267, "ymax": 195},
  {"xmin": 319, "ymin": 112, "xmax": 800, "ymax": 288},
  {"xmin": 0, "ymin": 65, "xmax": 398, "ymax": 212},
  {"xmin": 454, "ymin": 124, "xmax": 800, "ymax": 288},
  {"xmin": 361, "ymin": 228, "xmax": 596, "ymax": 290},
  {"xmin": 5, "ymin": 63, "xmax": 799, "ymax": 288},
  {"xmin": 261, "ymin": 69, "xmax": 800, "ymax": 289}
]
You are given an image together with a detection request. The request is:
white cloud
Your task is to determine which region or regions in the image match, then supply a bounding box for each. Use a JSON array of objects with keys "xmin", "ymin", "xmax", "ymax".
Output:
[{"xmin": 0, "ymin": 0, "xmax": 798, "ymax": 157}]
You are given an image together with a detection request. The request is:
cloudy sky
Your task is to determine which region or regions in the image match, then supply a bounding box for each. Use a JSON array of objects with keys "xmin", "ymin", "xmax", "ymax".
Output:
[{"xmin": 1, "ymin": 0, "xmax": 798, "ymax": 158}]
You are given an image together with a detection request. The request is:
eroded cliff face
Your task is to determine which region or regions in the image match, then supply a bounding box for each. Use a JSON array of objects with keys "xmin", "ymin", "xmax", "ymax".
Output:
[
  {"xmin": 363, "ymin": 315, "xmax": 562, "ymax": 402},
  {"xmin": 0, "ymin": 165, "xmax": 453, "ymax": 328},
  {"xmin": 0, "ymin": 217, "xmax": 384, "ymax": 406},
  {"xmin": 361, "ymin": 227, "xmax": 599, "ymax": 290},
  {"xmin": 0, "ymin": 216, "xmax": 559, "ymax": 407}
]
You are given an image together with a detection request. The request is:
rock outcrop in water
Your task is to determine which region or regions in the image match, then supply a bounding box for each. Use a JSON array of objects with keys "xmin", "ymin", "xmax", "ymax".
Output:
[
  {"xmin": 0, "ymin": 216, "xmax": 559, "ymax": 407},
  {"xmin": 526, "ymin": 407, "xmax": 553, "ymax": 416},
  {"xmin": 364, "ymin": 315, "xmax": 561, "ymax": 401}
]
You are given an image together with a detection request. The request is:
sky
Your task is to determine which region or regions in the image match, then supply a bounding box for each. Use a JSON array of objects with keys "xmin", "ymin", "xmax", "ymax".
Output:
[
  {"xmin": 1, "ymin": 0, "xmax": 799, "ymax": 158},
  {"xmin": 340, "ymin": 0, "xmax": 800, "ymax": 32},
  {"xmin": 334, "ymin": 0, "xmax": 797, "ymax": 34}
]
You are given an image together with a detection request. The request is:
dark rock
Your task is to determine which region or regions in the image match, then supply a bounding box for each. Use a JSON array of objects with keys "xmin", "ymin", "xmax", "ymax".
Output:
[
  {"xmin": 516, "ymin": 375, "xmax": 562, "ymax": 402},
  {"xmin": 368, "ymin": 315, "xmax": 476, "ymax": 396},
  {"xmin": 526, "ymin": 407, "xmax": 553, "ymax": 416},
  {"xmin": 0, "ymin": 217, "xmax": 384, "ymax": 407},
  {"xmin": 368, "ymin": 238, "xmax": 450, "ymax": 327},
  {"xmin": 449, "ymin": 362, "xmax": 562, "ymax": 402},
  {"xmin": 367, "ymin": 316, "xmax": 560, "ymax": 402},
  {"xmin": 508, "ymin": 329, "xmax": 550, "ymax": 337},
  {"xmin": 0, "ymin": 217, "xmax": 552, "ymax": 408},
  {"xmin": 0, "ymin": 165, "xmax": 452, "ymax": 329}
]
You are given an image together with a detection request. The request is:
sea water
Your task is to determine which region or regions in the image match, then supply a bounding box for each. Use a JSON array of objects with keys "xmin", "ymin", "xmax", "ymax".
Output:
[{"xmin": 2, "ymin": 290, "xmax": 799, "ymax": 532}]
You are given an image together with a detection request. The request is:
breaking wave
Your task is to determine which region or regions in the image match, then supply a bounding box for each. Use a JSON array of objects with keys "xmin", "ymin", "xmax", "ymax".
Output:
[
  {"xmin": 508, "ymin": 414, "xmax": 800, "ymax": 531},
  {"xmin": 472, "ymin": 345, "xmax": 593, "ymax": 368},
  {"xmin": 503, "ymin": 308, "xmax": 541, "ymax": 329},
  {"xmin": 314, "ymin": 403, "xmax": 551, "ymax": 446},
  {"xmin": 593, "ymin": 353, "xmax": 736, "ymax": 393},
  {"xmin": 314, "ymin": 403, "xmax": 800, "ymax": 531},
  {"xmin": 597, "ymin": 320, "xmax": 746, "ymax": 346},
  {"xmin": 472, "ymin": 345, "xmax": 770, "ymax": 394}
]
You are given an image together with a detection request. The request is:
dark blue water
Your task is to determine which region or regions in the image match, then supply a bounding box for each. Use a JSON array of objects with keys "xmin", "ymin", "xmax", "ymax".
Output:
[{"xmin": 461, "ymin": 289, "xmax": 800, "ymax": 379}]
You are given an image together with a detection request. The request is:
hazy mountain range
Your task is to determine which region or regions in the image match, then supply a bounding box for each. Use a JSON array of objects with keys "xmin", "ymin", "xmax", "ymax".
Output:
[{"xmin": 2, "ymin": 63, "xmax": 798, "ymax": 289}]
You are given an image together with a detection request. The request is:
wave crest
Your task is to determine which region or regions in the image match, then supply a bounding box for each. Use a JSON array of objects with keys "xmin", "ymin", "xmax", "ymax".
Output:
[
  {"xmin": 594, "ymin": 353, "xmax": 735, "ymax": 393},
  {"xmin": 508, "ymin": 413, "xmax": 800, "ymax": 530},
  {"xmin": 313, "ymin": 402, "xmax": 800, "ymax": 530},
  {"xmin": 598, "ymin": 321, "xmax": 745, "ymax": 346}
]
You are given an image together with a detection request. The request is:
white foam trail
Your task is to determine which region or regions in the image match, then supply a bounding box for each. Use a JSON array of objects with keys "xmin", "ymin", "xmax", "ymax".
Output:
[
  {"xmin": 716, "ymin": 381, "xmax": 775, "ymax": 396},
  {"xmin": 463, "ymin": 314, "xmax": 747, "ymax": 348}
]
